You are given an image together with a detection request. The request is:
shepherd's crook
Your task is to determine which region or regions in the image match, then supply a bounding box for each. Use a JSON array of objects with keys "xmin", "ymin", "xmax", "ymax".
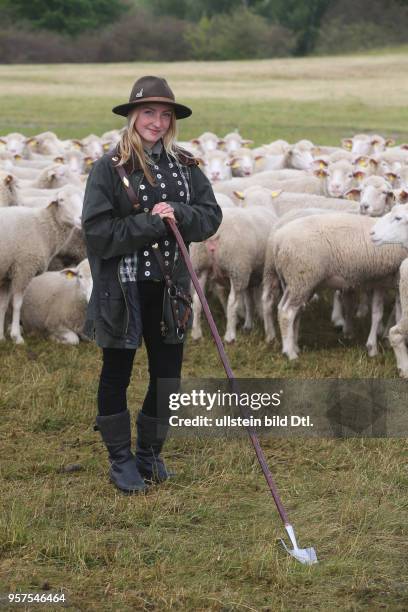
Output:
[{"xmin": 165, "ymin": 218, "xmax": 318, "ymax": 565}]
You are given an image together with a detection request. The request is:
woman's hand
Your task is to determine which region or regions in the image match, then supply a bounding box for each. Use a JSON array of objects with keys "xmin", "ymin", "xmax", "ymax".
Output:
[{"xmin": 151, "ymin": 202, "xmax": 177, "ymax": 222}]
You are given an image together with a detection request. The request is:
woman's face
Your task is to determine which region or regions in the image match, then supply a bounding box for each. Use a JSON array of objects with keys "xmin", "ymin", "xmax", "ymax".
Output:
[{"xmin": 134, "ymin": 103, "xmax": 173, "ymax": 148}]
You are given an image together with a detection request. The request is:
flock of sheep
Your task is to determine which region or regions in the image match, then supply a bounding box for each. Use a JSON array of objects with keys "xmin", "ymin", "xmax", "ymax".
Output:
[{"xmin": 1, "ymin": 129, "xmax": 408, "ymax": 377}]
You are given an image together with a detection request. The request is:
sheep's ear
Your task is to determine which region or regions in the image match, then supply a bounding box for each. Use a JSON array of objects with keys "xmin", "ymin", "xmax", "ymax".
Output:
[
  {"xmin": 270, "ymin": 190, "xmax": 282, "ymax": 198},
  {"xmin": 400, "ymin": 143, "xmax": 408, "ymax": 150},
  {"xmin": 25, "ymin": 137, "xmax": 37, "ymax": 146},
  {"xmin": 242, "ymin": 139, "xmax": 253, "ymax": 147},
  {"xmin": 386, "ymin": 191, "xmax": 396, "ymax": 209},
  {"xmin": 313, "ymin": 158, "xmax": 328, "ymax": 169},
  {"xmin": 233, "ymin": 191, "xmax": 245, "ymax": 200},
  {"xmin": 353, "ymin": 170, "xmax": 366, "ymax": 182},
  {"xmin": 217, "ymin": 139, "xmax": 225, "ymax": 145},
  {"xmin": 344, "ymin": 188, "xmax": 361, "ymax": 201},
  {"xmin": 369, "ymin": 157, "xmax": 378, "ymax": 168},
  {"xmin": 196, "ymin": 157, "xmax": 205, "ymax": 167},
  {"xmin": 47, "ymin": 200, "xmax": 59, "ymax": 209},
  {"xmin": 342, "ymin": 138, "xmax": 353, "ymax": 150},
  {"xmin": 47, "ymin": 169, "xmax": 57, "ymax": 179},
  {"xmin": 397, "ymin": 189, "xmax": 408, "ymax": 203},
  {"xmin": 191, "ymin": 138, "xmax": 200, "ymax": 145},
  {"xmin": 385, "ymin": 138, "xmax": 395, "ymax": 147},
  {"xmin": 61, "ymin": 269, "xmax": 78, "ymax": 279},
  {"xmin": 354, "ymin": 155, "xmax": 369, "ymax": 167},
  {"xmin": 71, "ymin": 139, "xmax": 83, "ymax": 149},
  {"xmin": 0, "ymin": 138, "xmax": 6, "ymax": 145},
  {"xmin": 103, "ymin": 143, "xmax": 110, "ymax": 151},
  {"xmin": 311, "ymin": 146, "xmax": 321, "ymax": 156},
  {"xmin": 84, "ymin": 156, "xmax": 94, "ymax": 166},
  {"xmin": 5, "ymin": 174, "xmax": 14, "ymax": 185},
  {"xmin": 254, "ymin": 155, "xmax": 265, "ymax": 161},
  {"xmin": 14, "ymin": 154, "xmax": 22, "ymax": 160},
  {"xmin": 385, "ymin": 172, "xmax": 398, "ymax": 184},
  {"xmin": 313, "ymin": 168, "xmax": 327, "ymax": 178},
  {"xmin": 54, "ymin": 156, "xmax": 64, "ymax": 163}
]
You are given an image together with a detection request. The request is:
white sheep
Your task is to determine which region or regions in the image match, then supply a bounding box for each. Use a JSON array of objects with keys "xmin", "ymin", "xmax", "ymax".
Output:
[
  {"xmin": 191, "ymin": 207, "xmax": 277, "ymax": 343},
  {"xmin": 0, "ymin": 161, "xmax": 39, "ymax": 181},
  {"xmin": 21, "ymin": 259, "xmax": 92, "ymax": 344},
  {"xmin": 26, "ymin": 131, "xmax": 65, "ymax": 156},
  {"xmin": 16, "ymin": 163, "xmax": 83, "ymax": 190},
  {"xmin": 253, "ymin": 139, "xmax": 314, "ymax": 172},
  {"xmin": 375, "ymin": 149, "xmax": 408, "ymax": 175},
  {"xmin": 12, "ymin": 156, "xmax": 58, "ymax": 170},
  {"xmin": 214, "ymin": 172, "xmax": 321, "ymax": 202},
  {"xmin": 0, "ymin": 185, "xmax": 83, "ymax": 343},
  {"xmin": 273, "ymin": 213, "xmax": 406, "ymax": 359},
  {"xmin": 371, "ymin": 204, "xmax": 408, "ymax": 376},
  {"xmin": 233, "ymin": 185, "xmax": 359, "ymax": 215},
  {"xmin": 262, "ymin": 207, "xmax": 348, "ymax": 343}
]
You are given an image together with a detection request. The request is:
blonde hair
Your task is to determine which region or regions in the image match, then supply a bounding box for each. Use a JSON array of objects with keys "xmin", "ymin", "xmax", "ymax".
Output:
[{"xmin": 117, "ymin": 105, "xmax": 182, "ymax": 185}]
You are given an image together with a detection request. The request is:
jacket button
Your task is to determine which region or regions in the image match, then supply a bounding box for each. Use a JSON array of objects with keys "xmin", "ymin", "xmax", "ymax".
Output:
[
  {"xmin": 144, "ymin": 207, "xmax": 149, "ymax": 213},
  {"xmin": 104, "ymin": 291, "xmax": 110, "ymax": 296}
]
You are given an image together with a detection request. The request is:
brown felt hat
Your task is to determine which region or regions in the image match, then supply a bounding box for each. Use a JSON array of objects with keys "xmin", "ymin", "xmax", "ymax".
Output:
[{"xmin": 112, "ymin": 75, "xmax": 192, "ymax": 120}]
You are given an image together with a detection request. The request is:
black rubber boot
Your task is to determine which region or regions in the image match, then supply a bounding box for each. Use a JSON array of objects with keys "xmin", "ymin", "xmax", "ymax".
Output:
[
  {"xmin": 95, "ymin": 409, "xmax": 147, "ymax": 494},
  {"xmin": 135, "ymin": 412, "xmax": 175, "ymax": 483}
]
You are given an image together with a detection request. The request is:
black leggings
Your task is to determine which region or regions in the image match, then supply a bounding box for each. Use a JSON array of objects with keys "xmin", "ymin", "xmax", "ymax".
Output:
[{"xmin": 97, "ymin": 281, "xmax": 184, "ymax": 418}]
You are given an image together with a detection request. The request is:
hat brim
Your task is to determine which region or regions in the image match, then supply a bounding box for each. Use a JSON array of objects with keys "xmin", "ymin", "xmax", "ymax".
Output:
[{"xmin": 112, "ymin": 98, "xmax": 192, "ymax": 120}]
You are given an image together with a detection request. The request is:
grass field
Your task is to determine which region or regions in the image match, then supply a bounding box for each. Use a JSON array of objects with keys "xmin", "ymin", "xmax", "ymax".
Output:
[{"xmin": 1, "ymin": 55, "xmax": 408, "ymax": 611}]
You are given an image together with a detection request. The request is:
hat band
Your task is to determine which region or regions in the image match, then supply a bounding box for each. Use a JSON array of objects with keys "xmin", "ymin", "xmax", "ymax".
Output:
[{"xmin": 128, "ymin": 96, "xmax": 176, "ymax": 105}]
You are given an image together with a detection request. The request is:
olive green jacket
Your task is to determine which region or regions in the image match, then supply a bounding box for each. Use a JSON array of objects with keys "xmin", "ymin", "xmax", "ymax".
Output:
[{"xmin": 81, "ymin": 149, "xmax": 222, "ymax": 348}]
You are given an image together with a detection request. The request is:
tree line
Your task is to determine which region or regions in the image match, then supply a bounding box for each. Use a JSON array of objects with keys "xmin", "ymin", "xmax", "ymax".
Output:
[{"xmin": 0, "ymin": 0, "xmax": 407, "ymax": 63}]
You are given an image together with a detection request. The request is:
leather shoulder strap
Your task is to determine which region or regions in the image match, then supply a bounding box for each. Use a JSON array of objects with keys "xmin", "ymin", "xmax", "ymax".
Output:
[{"xmin": 111, "ymin": 154, "xmax": 141, "ymax": 211}]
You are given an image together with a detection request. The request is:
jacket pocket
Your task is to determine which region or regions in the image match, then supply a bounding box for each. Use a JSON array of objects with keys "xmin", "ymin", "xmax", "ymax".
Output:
[{"xmin": 99, "ymin": 283, "xmax": 127, "ymax": 338}]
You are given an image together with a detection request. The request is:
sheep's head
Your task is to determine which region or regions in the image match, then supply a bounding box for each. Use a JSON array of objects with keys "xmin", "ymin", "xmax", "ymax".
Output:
[
  {"xmin": 358, "ymin": 177, "xmax": 394, "ymax": 217},
  {"xmin": 61, "ymin": 258, "xmax": 92, "ymax": 302},
  {"xmin": 48, "ymin": 185, "xmax": 83, "ymax": 229},
  {"xmin": 228, "ymin": 148, "xmax": 255, "ymax": 177},
  {"xmin": 289, "ymin": 140, "xmax": 314, "ymax": 170},
  {"xmin": 370, "ymin": 203, "xmax": 408, "ymax": 248},
  {"xmin": 201, "ymin": 150, "xmax": 231, "ymax": 182},
  {"xmin": 5, "ymin": 133, "xmax": 26, "ymax": 156}
]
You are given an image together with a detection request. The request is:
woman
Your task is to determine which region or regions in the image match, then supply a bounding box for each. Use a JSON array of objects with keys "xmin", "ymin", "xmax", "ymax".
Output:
[{"xmin": 82, "ymin": 76, "xmax": 222, "ymax": 494}]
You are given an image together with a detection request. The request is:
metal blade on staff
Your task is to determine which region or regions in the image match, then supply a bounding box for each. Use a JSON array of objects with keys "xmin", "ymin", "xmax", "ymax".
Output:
[{"xmin": 165, "ymin": 217, "xmax": 318, "ymax": 566}]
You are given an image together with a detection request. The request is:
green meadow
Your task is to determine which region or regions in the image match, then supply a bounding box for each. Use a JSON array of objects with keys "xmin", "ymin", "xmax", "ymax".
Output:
[{"xmin": 1, "ymin": 55, "xmax": 408, "ymax": 611}]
